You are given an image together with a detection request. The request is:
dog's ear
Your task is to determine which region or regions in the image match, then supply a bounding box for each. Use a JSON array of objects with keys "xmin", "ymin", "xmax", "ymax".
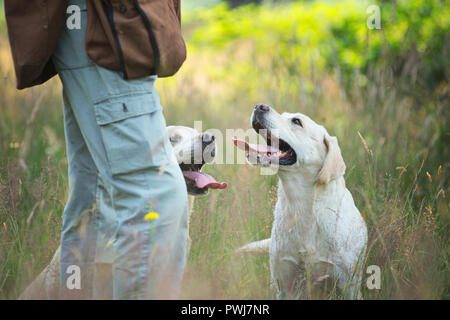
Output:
[{"xmin": 316, "ymin": 135, "xmax": 346, "ymax": 185}]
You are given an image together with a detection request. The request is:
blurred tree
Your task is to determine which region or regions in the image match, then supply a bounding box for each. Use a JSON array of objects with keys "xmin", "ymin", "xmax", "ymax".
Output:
[
  {"xmin": 226, "ymin": 0, "xmax": 263, "ymax": 7},
  {"xmin": 225, "ymin": 0, "xmax": 293, "ymax": 8}
]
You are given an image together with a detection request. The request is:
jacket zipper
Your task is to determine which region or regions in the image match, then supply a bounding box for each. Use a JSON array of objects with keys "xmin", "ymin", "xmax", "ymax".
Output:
[
  {"xmin": 105, "ymin": 2, "xmax": 128, "ymax": 79},
  {"xmin": 133, "ymin": 0, "xmax": 160, "ymax": 74}
]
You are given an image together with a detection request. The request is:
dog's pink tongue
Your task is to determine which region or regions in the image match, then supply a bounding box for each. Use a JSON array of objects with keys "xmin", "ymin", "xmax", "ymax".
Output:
[
  {"xmin": 233, "ymin": 138, "xmax": 279, "ymax": 153},
  {"xmin": 183, "ymin": 171, "xmax": 227, "ymax": 189}
]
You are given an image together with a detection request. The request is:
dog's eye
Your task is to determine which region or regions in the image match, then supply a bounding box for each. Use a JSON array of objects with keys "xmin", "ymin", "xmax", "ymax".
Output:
[
  {"xmin": 292, "ymin": 118, "xmax": 303, "ymax": 127},
  {"xmin": 169, "ymin": 135, "xmax": 180, "ymax": 143}
]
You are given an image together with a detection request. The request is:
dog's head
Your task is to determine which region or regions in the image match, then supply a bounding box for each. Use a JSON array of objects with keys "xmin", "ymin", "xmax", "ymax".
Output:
[
  {"xmin": 167, "ymin": 126, "xmax": 227, "ymax": 195},
  {"xmin": 233, "ymin": 104, "xmax": 346, "ymax": 184}
]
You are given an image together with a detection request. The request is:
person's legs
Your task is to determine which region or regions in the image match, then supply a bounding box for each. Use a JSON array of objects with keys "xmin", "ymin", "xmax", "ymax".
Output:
[
  {"xmin": 59, "ymin": 88, "xmax": 99, "ymax": 299},
  {"xmin": 55, "ymin": 0, "xmax": 188, "ymax": 299}
]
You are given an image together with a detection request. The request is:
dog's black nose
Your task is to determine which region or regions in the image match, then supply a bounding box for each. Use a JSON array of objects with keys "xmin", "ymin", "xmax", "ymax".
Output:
[
  {"xmin": 255, "ymin": 103, "xmax": 270, "ymax": 113},
  {"xmin": 201, "ymin": 132, "xmax": 215, "ymax": 144}
]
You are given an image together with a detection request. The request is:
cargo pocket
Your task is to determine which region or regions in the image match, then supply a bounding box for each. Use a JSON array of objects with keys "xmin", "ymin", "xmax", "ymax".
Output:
[{"xmin": 94, "ymin": 93, "xmax": 171, "ymax": 176}]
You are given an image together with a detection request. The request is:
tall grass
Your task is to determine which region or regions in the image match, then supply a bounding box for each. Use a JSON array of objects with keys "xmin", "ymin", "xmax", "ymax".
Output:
[{"xmin": 0, "ymin": 1, "xmax": 448, "ymax": 299}]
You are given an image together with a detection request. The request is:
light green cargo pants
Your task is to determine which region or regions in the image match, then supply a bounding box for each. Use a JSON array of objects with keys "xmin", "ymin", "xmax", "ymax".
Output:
[{"xmin": 53, "ymin": 0, "xmax": 188, "ymax": 299}]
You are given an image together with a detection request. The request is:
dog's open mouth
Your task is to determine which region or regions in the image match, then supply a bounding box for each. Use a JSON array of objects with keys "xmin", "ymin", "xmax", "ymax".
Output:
[
  {"xmin": 233, "ymin": 119, "xmax": 297, "ymax": 166},
  {"xmin": 179, "ymin": 163, "xmax": 227, "ymax": 193}
]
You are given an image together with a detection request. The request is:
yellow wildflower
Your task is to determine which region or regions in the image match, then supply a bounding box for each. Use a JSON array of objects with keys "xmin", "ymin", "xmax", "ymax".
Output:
[{"xmin": 145, "ymin": 212, "xmax": 159, "ymax": 221}]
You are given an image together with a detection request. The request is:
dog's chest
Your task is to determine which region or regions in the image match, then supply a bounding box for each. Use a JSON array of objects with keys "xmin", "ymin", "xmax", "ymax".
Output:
[{"xmin": 271, "ymin": 201, "xmax": 321, "ymax": 258}]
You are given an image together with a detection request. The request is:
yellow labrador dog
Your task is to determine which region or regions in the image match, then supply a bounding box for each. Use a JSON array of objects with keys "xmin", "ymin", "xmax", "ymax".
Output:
[
  {"xmin": 234, "ymin": 104, "xmax": 367, "ymax": 299},
  {"xmin": 19, "ymin": 125, "xmax": 226, "ymax": 300}
]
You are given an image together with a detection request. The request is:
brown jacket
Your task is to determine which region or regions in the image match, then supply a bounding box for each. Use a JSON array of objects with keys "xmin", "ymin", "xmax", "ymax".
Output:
[{"xmin": 5, "ymin": 0, "xmax": 186, "ymax": 90}]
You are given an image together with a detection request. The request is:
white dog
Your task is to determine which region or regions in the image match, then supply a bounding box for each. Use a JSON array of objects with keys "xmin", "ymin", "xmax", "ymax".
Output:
[
  {"xmin": 234, "ymin": 104, "xmax": 367, "ymax": 299},
  {"xmin": 19, "ymin": 125, "xmax": 226, "ymax": 300}
]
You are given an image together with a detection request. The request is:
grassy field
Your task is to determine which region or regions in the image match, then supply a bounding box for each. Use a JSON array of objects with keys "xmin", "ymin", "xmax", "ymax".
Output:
[{"xmin": 0, "ymin": 0, "xmax": 449, "ymax": 299}]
